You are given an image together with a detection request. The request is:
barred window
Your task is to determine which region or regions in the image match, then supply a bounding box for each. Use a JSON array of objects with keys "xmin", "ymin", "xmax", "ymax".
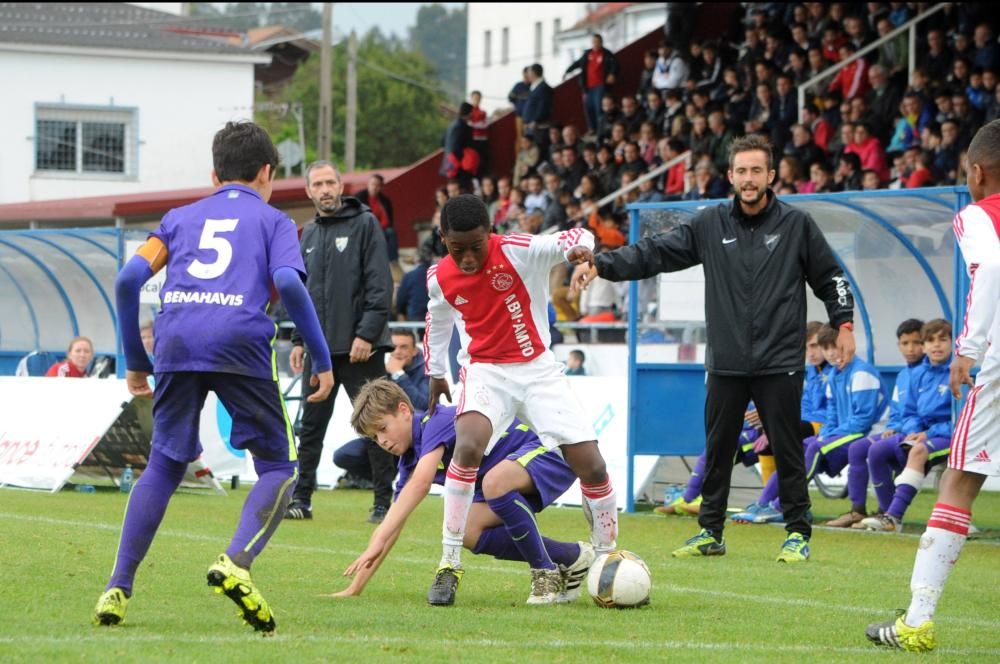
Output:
[{"xmin": 35, "ymin": 106, "xmax": 136, "ymax": 177}]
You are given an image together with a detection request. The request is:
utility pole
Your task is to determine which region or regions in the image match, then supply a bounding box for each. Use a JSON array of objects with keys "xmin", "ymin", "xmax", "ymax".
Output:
[
  {"xmin": 345, "ymin": 30, "xmax": 357, "ymax": 172},
  {"xmin": 318, "ymin": 3, "xmax": 333, "ymax": 162}
]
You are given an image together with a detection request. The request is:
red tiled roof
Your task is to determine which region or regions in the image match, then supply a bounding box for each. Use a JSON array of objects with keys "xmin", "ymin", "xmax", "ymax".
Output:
[{"xmin": 571, "ymin": 2, "xmax": 634, "ymax": 30}]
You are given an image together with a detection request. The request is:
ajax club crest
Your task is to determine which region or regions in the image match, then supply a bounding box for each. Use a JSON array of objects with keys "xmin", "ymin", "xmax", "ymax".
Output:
[{"xmin": 486, "ymin": 263, "xmax": 514, "ymax": 292}]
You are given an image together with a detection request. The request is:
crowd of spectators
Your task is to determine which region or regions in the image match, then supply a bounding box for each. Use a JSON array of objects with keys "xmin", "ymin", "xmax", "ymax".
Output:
[{"xmin": 426, "ymin": 2, "xmax": 999, "ymax": 325}]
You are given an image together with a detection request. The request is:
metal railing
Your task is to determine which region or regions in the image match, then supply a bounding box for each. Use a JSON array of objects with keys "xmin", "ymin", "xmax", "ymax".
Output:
[
  {"xmin": 583, "ymin": 150, "xmax": 693, "ymax": 216},
  {"xmin": 797, "ymin": 3, "xmax": 948, "ymax": 122}
]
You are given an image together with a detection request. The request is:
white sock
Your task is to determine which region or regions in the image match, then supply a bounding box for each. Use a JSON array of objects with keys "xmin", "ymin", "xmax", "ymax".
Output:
[
  {"xmin": 905, "ymin": 503, "xmax": 970, "ymax": 626},
  {"xmin": 581, "ymin": 477, "xmax": 618, "ymax": 553},
  {"xmin": 894, "ymin": 467, "xmax": 925, "ymax": 490},
  {"xmin": 440, "ymin": 461, "xmax": 477, "ymax": 568}
]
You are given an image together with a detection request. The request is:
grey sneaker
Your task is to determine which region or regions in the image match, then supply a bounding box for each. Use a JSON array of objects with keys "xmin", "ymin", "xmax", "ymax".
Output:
[
  {"xmin": 526, "ymin": 568, "xmax": 564, "ymax": 605},
  {"xmin": 367, "ymin": 505, "xmax": 388, "ymax": 524}
]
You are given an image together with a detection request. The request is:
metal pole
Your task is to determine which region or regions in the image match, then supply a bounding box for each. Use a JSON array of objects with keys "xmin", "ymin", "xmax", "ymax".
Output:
[
  {"xmin": 318, "ymin": 3, "xmax": 333, "ymax": 162},
  {"xmin": 908, "ymin": 21, "xmax": 917, "ymax": 85},
  {"xmin": 293, "ymin": 102, "xmax": 306, "ymax": 176},
  {"xmin": 346, "ymin": 30, "xmax": 357, "ymax": 172}
]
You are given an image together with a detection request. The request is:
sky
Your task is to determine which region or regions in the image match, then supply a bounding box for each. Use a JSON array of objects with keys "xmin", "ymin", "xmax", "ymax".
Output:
[{"xmin": 331, "ymin": 3, "xmax": 463, "ymax": 41}]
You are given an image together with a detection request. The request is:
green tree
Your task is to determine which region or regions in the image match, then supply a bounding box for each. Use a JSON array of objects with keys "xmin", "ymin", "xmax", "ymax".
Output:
[
  {"xmin": 257, "ymin": 28, "xmax": 450, "ymax": 170},
  {"xmin": 409, "ymin": 4, "xmax": 467, "ymax": 101},
  {"xmin": 188, "ymin": 3, "xmax": 321, "ymax": 32}
]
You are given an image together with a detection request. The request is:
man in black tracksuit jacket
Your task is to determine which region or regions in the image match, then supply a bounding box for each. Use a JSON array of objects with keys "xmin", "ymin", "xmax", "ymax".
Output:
[
  {"xmin": 288, "ymin": 161, "xmax": 395, "ymax": 523},
  {"xmin": 574, "ymin": 135, "xmax": 856, "ymax": 559}
]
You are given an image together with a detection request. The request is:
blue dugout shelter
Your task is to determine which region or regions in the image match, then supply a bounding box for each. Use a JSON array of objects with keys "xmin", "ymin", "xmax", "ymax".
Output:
[{"xmin": 624, "ymin": 187, "xmax": 972, "ymax": 511}]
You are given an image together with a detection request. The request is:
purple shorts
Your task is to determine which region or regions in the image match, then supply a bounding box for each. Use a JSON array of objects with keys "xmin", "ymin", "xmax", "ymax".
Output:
[
  {"xmin": 471, "ymin": 439, "xmax": 577, "ymax": 513},
  {"xmin": 152, "ymin": 372, "xmax": 295, "ymax": 464}
]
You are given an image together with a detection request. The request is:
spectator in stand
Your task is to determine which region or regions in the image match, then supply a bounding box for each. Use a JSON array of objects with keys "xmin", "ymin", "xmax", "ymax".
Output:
[
  {"xmin": 949, "ymin": 57, "xmax": 971, "ymax": 92},
  {"xmin": 986, "ymin": 83, "xmax": 1000, "ymax": 123},
  {"xmin": 612, "ymin": 170, "xmax": 641, "ymax": 212},
  {"xmin": 653, "ymin": 39, "xmax": 690, "ymax": 93},
  {"xmin": 973, "ymin": 23, "xmax": 1000, "ymax": 70},
  {"xmin": 695, "ymin": 42, "xmax": 724, "ymax": 91},
  {"xmin": 491, "ymin": 176, "xmax": 512, "ymax": 226},
  {"xmin": 801, "ymin": 103, "xmax": 832, "ymax": 154},
  {"xmin": 609, "ymin": 121, "xmax": 628, "ymax": 162},
  {"xmin": 787, "ymin": 48, "xmax": 810, "ymax": 88},
  {"xmin": 791, "ymin": 22, "xmax": 813, "ymax": 54},
  {"xmin": 846, "ymin": 123, "xmax": 890, "ymax": 181},
  {"xmin": 843, "ymin": 14, "xmax": 871, "ymax": 52},
  {"xmin": 468, "ymin": 91, "xmax": 489, "ymax": 175},
  {"xmin": 523, "ymin": 63, "xmax": 553, "ymax": 155},
  {"xmin": 589, "ymin": 207, "xmax": 627, "ymax": 249},
  {"xmin": 513, "ymin": 135, "xmax": 539, "ymax": 187},
  {"xmin": 683, "ymin": 162, "xmax": 728, "ymax": 200},
  {"xmin": 564, "ymin": 33, "xmax": 619, "ymax": 134},
  {"xmin": 46, "ymin": 336, "xmax": 94, "ymax": 377},
  {"xmin": 828, "ymin": 42, "xmax": 870, "ymax": 100},
  {"xmin": 523, "ymin": 174, "xmax": 551, "ymax": 214},
  {"xmin": 638, "ymin": 122, "xmax": 658, "ymax": 165},
  {"xmin": 952, "ymin": 90, "xmax": 983, "ymax": 136},
  {"xmin": 687, "ymin": 41, "xmax": 704, "ymax": 87},
  {"xmin": 595, "ymin": 143, "xmax": 619, "ymax": 194},
  {"xmin": 658, "ymin": 137, "xmax": 688, "ymax": 199},
  {"xmin": 805, "ymin": 46, "xmax": 830, "ymax": 88},
  {"xmin": 620, "ymin": 141, "xmax": 647, "ymax": 177},
  {"xmin": 645, "ymin": 91, "xmax": 666, "ymax": 130},
  {"xmin": 920, "ymin": 29, "xmax": 952, "ymax": 85},
  {"xmin": 576, "ymin": 173, "xmax": 602, "ymax": 205},
  {"xmin": 558, "ymin": 145, "xmax": 585, "ymax": 190},
  {"xmin": 829, "ymin": 120, "xmax": 854, "ymax": 160},
  {"xmin": 888, "ymin": 94, "xmax": 930, "ymax": 153},
  {"xmin": 835, "ymin": 152, "xmax": 864, "ymax": 191},
  {"xmin": 396, "ymin": 241, "xmax": 434, "ymax": 322},
  {"xmin": 441, "ymin": 102, "xmax": 476, "ymax": 191},
  {"xmin": 663, "ymin": 89, "xmax": 686, "ymax": 132},
  {"xmin": 546, "ymin": 125, "xmax": 564, "ymax": 161},
  {"xmin": 355, "ymin": 174, "xmax": 398, "ymax": 265},
  {"xmin": 581, "ymin": 142, "xmax": 598, "ymax": 172},
  {"xmin": 875, "ymin": 15, "xmax": 907, "ymax": 76},
  {"xmin": 565, "ymin": 350, "xmax": 587, "ymax": 376},
  {"xmin": 445, "ymin": 178, "xmax": 462, "ymax": 199},
  {"xmin": 765, "ymin": 30, "xmax": 792, "ymax": 70},
  {"xmin": 596, "ymin": 93, "xmax": 621, "ymax": 143},
  {"xmin": 637, "ymin": 176, "xmax": 667, "ymax": 203},
  {"xmin": 933, "ymin": 89, "xmax": 955, "ymax": 124},
  {"xmin": 688, "ymin": 114, "xmax": 712, "ymax": 156},
  {"xmin": 778, "ymin": 155, "xmax": 805, "ymax": 191},
  {"xmin": 638, "ymin": 49, "xmax": 658, "ymax": 102},
  {"xmin": 906, "ymin": 67, "xmax": 931, "ymax": 104},
  {"xmin": 967, "ymin": 68, "xmax": 989, "ymax": 111},
  {"xmin": 562, "ymin": 124, "xmax": 582, "ymax": 156},
  {"xmin": 935, "ymin": 119, "xmax": 961, "ymax": 182},
  {"xmin": 801, "ymin": 160, "xmax": 836, "ymax": 193},
  {"xmin": 773, "ymin": 73, "xmax": 799, "ymax": 153},
  {"xmin": 953, "ymin": 31, "xmax": 974, "ymax": 64},
  {"xmin": 901, "ymin": 148, "xmax": 934, "ymax": 188},
  {"xmin": 620, "ymin": 95, "xmax": 644, "ymax": 137},
  {"xmin": 497, "ymin": 188, "xmax": 524, "ymax": 234},
  {"xmin": 508, "ymin": 66, "xmax": 532, "ymax": 148},
  {"xmin": 866, "ymin": 64, "xmax": 903, "ymax": 144},
  {"xmin": 821, "ymin": 26, "xmax": 847, "ymax": 64},
  {"xmin": 746, "ymin": 82, "xmax": 776, "ymax": 138},
  {"xmin": 861, "ymin": 168, "xmax": 881, "ymax": 190},
  {"xmin": 786, "ymin": 123, "xmax": 825, "ymax": 170},
  {"xmin": 543, "ymin": 180, "xmax": 569, "ymax": 232},
  {"xmin": 706, "ymin": 110, "xmax": 733, "ymax": 174}
]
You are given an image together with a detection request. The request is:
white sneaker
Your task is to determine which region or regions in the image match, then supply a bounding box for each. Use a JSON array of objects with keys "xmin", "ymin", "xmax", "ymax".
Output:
[
  {"xmin": 557, "ymin": 542, "xmax": 596, "ymax": 603},
  {"xmin": 862, "ymin": 513, "xmax": 901, "ymax": 532}
]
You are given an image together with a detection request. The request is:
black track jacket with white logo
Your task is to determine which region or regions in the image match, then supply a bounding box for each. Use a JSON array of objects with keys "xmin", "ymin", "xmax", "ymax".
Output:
[{"xmin": 595, "ymin": 191, "xmax": 853, "ymax": 376}]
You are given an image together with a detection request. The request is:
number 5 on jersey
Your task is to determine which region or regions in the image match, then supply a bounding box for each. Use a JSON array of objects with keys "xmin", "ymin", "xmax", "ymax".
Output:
[{"xmin": 188, "ymin": 218, "xmax": 240, "ymax": 279}]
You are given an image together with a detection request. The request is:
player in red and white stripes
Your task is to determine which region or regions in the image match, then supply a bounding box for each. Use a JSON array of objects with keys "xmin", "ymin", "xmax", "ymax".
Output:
[{"xmin": 867, "ymin": 120, "xmax": 1000, "ymax": 652}]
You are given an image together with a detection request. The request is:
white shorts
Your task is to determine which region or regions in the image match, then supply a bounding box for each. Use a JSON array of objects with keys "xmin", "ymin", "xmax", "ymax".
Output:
[
  {"xmin": 948, "ymin": 375, "xmax": 1000, "ymax": 476},
  {"xmin": 456, "ymin": 351, "xmax": 596, "ymax": 454}
]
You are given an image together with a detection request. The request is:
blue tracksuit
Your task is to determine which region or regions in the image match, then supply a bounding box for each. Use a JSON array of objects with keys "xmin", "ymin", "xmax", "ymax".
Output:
[
  {"xmin": 820, "ymin": 357, "xmax": 888, "ymax": 439},
  {"xmin": 801, "ymin": 362, "xmax": 833, "ymax": 424},
  {"xmin": 885, "ymin": 357, "xmax": 926, "ymax": 431},
  {"xmin": 900, "ymin": 358, "xmax": 953, "ymax": 439}
]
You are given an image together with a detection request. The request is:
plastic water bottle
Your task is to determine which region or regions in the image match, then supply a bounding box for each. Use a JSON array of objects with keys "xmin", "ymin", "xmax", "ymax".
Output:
[
  {"xmin": 75, "ymin": 484, "xmax": 96, "ymax": 494},
  {"xmin": 120, "ymin": 465, "xmax": 133, "ymax": 494}
]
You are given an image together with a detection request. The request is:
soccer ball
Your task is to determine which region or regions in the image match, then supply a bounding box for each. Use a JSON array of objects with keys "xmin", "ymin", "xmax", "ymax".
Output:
[{"xmin": 586, "ymin": 550, "xmax": 651, "ymax": 608}]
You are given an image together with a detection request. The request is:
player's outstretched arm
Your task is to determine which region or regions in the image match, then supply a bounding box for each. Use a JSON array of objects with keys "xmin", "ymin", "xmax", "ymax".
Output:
[
  {"xmin": 334, "ymin": 447, "xmax": 443, "ymax": 596},
  {"xmin": 273, "ymin": 267, "xmax": 334, "ymax": 401},
  {"xmin": 116, "ymin": 239, "xmax": 167, "ymax": 396}
]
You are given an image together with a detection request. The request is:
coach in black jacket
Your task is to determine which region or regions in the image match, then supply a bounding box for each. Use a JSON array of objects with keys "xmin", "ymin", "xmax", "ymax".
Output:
[
  {"xmin": 288, "ymin": 160, "xmax": 395, "ymax": 522},
  {"xmin": 572, "ymin": 135, "xmax": 856, "ymax": 558}
]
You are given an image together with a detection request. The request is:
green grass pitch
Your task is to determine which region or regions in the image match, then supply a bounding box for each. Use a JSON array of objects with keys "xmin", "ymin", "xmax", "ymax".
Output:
[{"xmin": 1, "ymin": 485, "xmax": 999, "ymax": 662}]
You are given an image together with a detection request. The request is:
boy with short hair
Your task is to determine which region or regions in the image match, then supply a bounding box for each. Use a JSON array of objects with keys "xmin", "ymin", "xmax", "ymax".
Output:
[
  {"xmin": 423, "ymin": 195, "xmax": 615, "ymax": 606},
  {"xmin": 867, "ymin": 120, "xmax": 1000, "ymax": 652},
  {"xmin": 565, "ymin": 349, "xmax": 587, "ymax": 375},
  {"xmin": 92, "ymin": 121, "xmax": 334, "ymax": 634},
  {"xmin": 336, "ymin": 380, "xmax": 592, "ymax": 602},
  {"xmin": 860, "ymin": 320, "xmax": 953, "ymax": 533}
]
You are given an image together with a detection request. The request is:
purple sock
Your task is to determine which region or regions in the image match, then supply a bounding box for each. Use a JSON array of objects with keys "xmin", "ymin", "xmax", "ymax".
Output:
[
  {"xmin": 846, "ymin": 437, "xmax": 873, "ymax": 510},
  {"xmin": 226, "ymin": 458, "xmax": 298, "ymax": 569},
  {"xmin": 887, "ymin": 483, "xmax": 919, "ymax": 520},
  {"xmin": 106, "ymin": 449, "xmax": 187, "ymax": 596},
  {"xmin": 758, "ymin": 473, "xmax": 779, "ymax": 506},
  {"xmin": 868, "ymin": 437, "xmax": 904, "ymax": 512},
  {"xmin": 473, "ymin": 528, "xmax": 580, "ymax": 567},
  {"xmin": 485, "ymin": 491, "xmax": 555, "ymax": 570},
  {"xmin": 683, "ymin": 454, "xmax": 707, "ymax": 502}
]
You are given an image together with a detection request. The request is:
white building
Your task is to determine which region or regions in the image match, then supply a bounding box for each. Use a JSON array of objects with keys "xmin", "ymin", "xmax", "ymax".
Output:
[
  {"xmin": 0, "ymin": 3, "xmax": 270, "ymax": 204},
  {"xmin": 466, "ymin": 3, "xmax": 669, "ymax": 115},
  {"xmin": 466, "ymin": 3, "xmax": 591, "ymax": 114}
]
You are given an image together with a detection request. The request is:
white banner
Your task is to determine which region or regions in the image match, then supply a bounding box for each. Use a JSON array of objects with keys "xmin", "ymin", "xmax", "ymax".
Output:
[{"xmin": 0, "ymin": 378, "xmax": 132, "ymax": 490}]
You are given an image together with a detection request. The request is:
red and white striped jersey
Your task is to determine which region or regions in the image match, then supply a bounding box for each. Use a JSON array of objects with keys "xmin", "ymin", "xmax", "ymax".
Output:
[
  {"xmin": 424, "ymin": 229, "xmax": 595, "ymax": 376},
  {"xmin": 953, "ymin": 195, "xmax": 1000, "ymax": 380}
]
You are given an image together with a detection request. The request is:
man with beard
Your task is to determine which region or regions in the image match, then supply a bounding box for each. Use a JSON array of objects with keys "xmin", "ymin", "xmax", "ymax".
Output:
[
  {"xmin": 571, "ymin": 134, "xmax": 856, "ymax": 562},
  {"xmin": 286, "ymin": 160, "xmax": 395, "ymax": 524}
]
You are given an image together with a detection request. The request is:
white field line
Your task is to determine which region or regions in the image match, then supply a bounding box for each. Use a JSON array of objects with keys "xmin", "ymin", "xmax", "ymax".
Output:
[
  {"xmin": 0, "ymin": 632, "xmax": 999, "ymax": 657},
  {"xmin": 3, "ymin": 511, "xmax": 999, "ymax": 630}
]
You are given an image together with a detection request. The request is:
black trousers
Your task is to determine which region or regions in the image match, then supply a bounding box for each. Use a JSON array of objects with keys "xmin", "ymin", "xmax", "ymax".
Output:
[
  {"xmin": 295, "ymin": 352, "xmax": 397, "ymax": 509},
  {"xmin": 699, "ymin": 372, "xmax": 812, "ymax": 538}
]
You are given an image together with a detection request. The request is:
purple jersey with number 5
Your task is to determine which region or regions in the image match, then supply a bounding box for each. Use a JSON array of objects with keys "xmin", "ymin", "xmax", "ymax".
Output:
[{"xmin": 150, "ymin": 183, "xmax": 305, "ymax": 378}]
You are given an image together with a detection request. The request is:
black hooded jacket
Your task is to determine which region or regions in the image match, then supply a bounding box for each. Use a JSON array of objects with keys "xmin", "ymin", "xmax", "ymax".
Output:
[
  {"xmin": 595, "ymin": 191, "xmax": 854, "ymax": 376},
  {"xmin": 292, "ymin": 196, "xmax": 393, "ymax": 355}
]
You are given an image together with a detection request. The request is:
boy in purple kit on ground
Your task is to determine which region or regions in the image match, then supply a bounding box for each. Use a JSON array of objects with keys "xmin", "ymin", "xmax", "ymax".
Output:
[
  {"xmin": 92, "ymin": 121, "xmax": 334, "ymax": 635},
  {"xmin": 860, "ymin": 320, "xmax": 954, "ymax": 532},
  {"xmin": 333, "ymin": 380, "xmax": 594, "ymax": 603}
]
